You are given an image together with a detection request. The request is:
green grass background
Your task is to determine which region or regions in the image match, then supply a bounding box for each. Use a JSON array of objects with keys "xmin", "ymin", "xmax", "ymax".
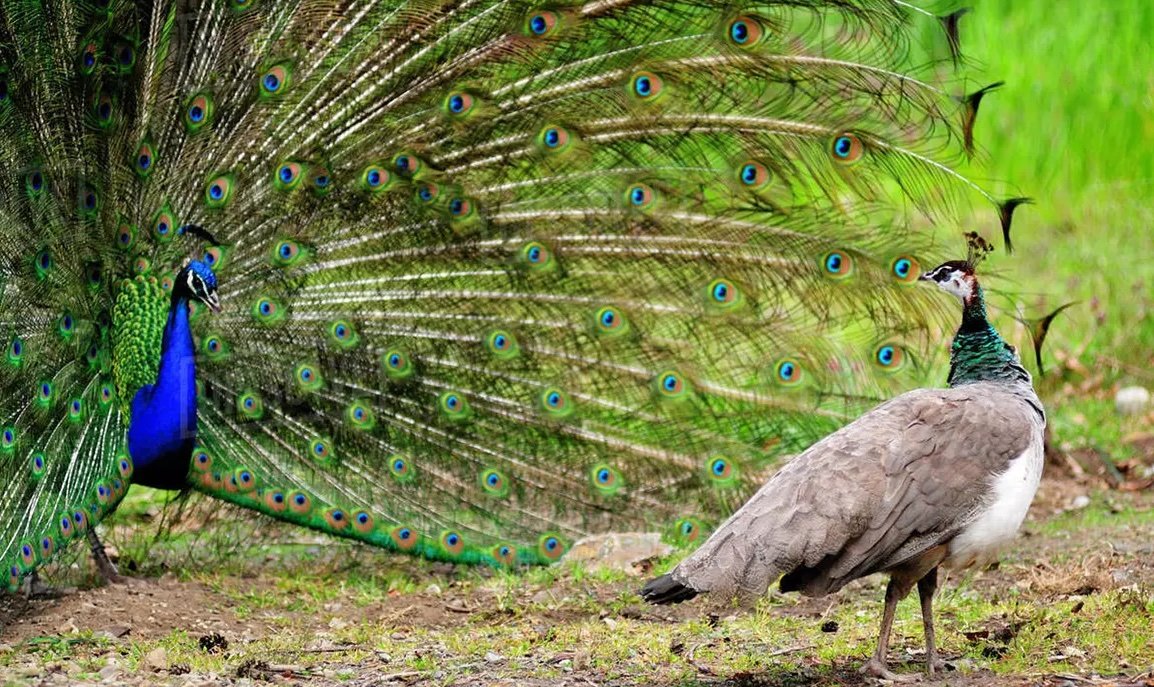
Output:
[{"xmin": 963, "ymin": 0, "xmax": 1154, "ymax": 363}]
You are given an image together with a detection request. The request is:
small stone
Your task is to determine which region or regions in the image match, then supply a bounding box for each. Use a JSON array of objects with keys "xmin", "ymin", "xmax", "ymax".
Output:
[
  {"xmin": 424, "ymin": 583, "xmax": 442, "ymax": 595},
  {"xmin": 1115, "ymin": 386, "xmax": 1150, "ymax": 415},
  {"xmin": 143, "ymin": 647, "xmax": 168, "ymax": 672},
  {"xmin": 484, "ymin": 651, "xmax": 504, "ymax": 663},
  {"xmin": 563, "ymin": 532, "xmax": 672, "ymax": 574},
  {"xmin": 328, "ymin": 617, "xmax": 349, "ymax": 630},
  {"xmin": 1069, "ymin": 495, "xmax": 1091, "ymax": 510},
  {"xmin": 98, "ymin": 663, "xmax": 121, "ymax": 680}
]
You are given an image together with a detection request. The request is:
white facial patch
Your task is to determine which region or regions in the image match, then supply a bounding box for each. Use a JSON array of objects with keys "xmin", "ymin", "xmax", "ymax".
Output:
[{"xmin": 932, "ymin": 269, "xmax": 973, "ymax": 302}]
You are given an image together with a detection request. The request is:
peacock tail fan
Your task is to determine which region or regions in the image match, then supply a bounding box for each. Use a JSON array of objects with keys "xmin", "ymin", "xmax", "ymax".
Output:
[{"xmin": 1, "ymin": 0, "xmax": 1016, "ymax": 583}]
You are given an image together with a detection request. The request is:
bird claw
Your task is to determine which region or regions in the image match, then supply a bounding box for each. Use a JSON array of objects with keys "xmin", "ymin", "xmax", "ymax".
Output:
[{"xmin": 861, "ymin": 658, "xmax": 919, "ymax": 682}]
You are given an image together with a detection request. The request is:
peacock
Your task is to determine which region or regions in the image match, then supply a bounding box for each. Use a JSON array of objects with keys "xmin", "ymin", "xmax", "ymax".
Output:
[
  {"xmin": 642, "ymin": 234, "xmax": 1046, "ymax": 679},
  {"xmin": 0, "ymin": 0, "xmax": 1029, "ymax": 590}
]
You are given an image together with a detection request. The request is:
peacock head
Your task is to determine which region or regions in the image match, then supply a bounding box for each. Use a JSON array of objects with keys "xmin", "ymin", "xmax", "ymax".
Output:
[{"xmin": 176, "ymin": 259, "xmax": 221, "ymax": 312}]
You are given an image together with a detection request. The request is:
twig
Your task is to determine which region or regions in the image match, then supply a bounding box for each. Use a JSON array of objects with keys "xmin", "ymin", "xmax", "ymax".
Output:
[{"xmin": 764, "ymin": 643, "xmax": 817, "ymax": 658}]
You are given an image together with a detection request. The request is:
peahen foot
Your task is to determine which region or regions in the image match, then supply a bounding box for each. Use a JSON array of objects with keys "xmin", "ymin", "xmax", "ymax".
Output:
[
  {"xmin": 860, "ymin": 658, "xmax": 918, "ymax": 682},
  {"xmin": 87, "ymin": 529, "xmax": 124, "ymax": 585}
]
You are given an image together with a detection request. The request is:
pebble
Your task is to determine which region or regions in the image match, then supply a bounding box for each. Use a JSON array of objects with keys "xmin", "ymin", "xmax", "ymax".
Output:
[{"xmin": 1115, "ymin": 386, "xmax": 1150, "ymax": 415}]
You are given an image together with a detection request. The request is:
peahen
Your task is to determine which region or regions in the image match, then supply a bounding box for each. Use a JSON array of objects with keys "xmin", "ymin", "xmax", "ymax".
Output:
[
  {"xmin": 0, "ymin": 0, "xmax": 1027, "ymax": 589},
  {"xmin": 641, "ymin": 235, "xmax": 1045, "ymax": 679}
]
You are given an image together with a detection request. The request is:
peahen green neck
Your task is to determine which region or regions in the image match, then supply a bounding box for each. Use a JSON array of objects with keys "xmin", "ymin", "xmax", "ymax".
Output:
[{"xmin": 947, "ymin": 283, "xmax": 1031, "ymax": 388}]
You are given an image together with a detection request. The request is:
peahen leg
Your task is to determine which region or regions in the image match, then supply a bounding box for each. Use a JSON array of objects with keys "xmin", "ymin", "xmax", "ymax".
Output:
[
  {"xmin": 917, "ymin": 567, "xmax": 946, "ymax": 675},
  {"xmin": 87, "ymin": 528, "xmax": 123, "ymax": 585},
  {"xmin": 861, "ymin": 576, "xmax": 918, "ymax": 682}
]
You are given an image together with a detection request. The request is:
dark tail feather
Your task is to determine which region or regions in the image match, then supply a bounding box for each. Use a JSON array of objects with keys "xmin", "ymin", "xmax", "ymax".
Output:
[{"xmin": 640, "ymin": 573, "xmax": 699, "ymax": 605}]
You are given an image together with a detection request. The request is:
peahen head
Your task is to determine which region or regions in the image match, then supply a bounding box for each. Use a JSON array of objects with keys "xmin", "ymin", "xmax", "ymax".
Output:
[
  {"xmin": 176, "ymin": 259, "xmax": 220, "ymax": 312},
  {"xmin": 919, "ymin": 259, "xmax": 976, "ymax": 304},
  {"xmin": 919, "ymin": 232, "xmax": 995, "ymax": 310}
]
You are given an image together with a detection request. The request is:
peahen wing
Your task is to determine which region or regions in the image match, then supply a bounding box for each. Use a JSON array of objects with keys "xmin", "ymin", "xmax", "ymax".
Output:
[{"xmin": 1, "ymin": 0, "xmax": 1012, "ymax": 574}]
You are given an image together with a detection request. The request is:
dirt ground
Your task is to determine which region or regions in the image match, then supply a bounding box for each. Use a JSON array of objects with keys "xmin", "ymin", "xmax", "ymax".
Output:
[{"xmin": 1, "ymin": 467, "xmax": 1152, "ymax": 687}]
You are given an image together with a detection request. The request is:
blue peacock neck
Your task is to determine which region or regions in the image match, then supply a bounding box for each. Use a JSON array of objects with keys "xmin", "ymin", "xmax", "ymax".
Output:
[
  {"xmin": 947, "ymin": 284, "xmax": 1031, "ymax": 389},
  {"xmin": 125, "ymin": 292, "xmax": 198, "ymax": 490}
]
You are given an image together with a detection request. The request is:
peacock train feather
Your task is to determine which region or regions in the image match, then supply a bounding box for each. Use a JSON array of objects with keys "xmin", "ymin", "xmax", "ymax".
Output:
[{"xmin": 0, "ymin": 0, "xmax": 1025, "ymax": 585}]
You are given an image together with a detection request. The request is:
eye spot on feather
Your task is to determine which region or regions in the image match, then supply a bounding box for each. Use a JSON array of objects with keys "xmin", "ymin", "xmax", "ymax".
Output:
[
  {"xmin": 821, "ymin": 251, "xmax": 853, "ymax": 279},
  {"xmin": 260, "ymin": 64, "xmax": 291, "ymax": 96},
  {"xmin": 272, "ymin": 240, "xmax": 305, "ymax": 267},
  {"xmin": 288, "ymin": 491, "xmax": 312, "ymax": 514},
  {"xmin": 324, "ymin": 508, "xmax": 348, "ymax": 530},
  {"xmin": 480, "ymin": 468, "xmax": 509, "ymax": 497},
  {"xmin": 485, "ymin": 329, "xmax": 520, "ymax": 359},
  {"xmin": 135, "ymin": 142, "xmax": 155, "ymax": 176},
  {"xmin": 590, "ymin": 463, "xmax": 623, "ymax": 495},
  {"xmin": 328, "ymin": 320, "xmax": 359, "ymax": 349},
  {"xmin": 80, "ymin": 43, "xmax": 98, "ymax": 74},
  {"xmin": 294, "ymin": 363, "xmax": 323, "ymax": 392},
  {"xmin": 539, "ymin": 388, "xmax": 573, "ymax": 418},
  {"xmin": 518, "ymin": 241, "xmax": 554, "ymax": 271},
  {"xmin": 654, "ymin": 370, "xmax": 691, "ymax": 401},
  {"xmin": 726, "ymin": 16, "xmax": 764, "ymax": 47},
  {"xmin": 30, "ymin": 452, "xmax": 46, "ymax": 480},
  {"xmin": 265, "ymin": 490, "xmax": 287, "ymax": 512},
  {"xmin": 389, "ymin": 454, "xmax": 414, "ymax": 482},
  {"xmin": 873, "ymin": 343, "xmax": 906, "ymax": 372},
  {"xmin": 309, "ymin": 438, "xmax": 334, "ymax": 464},
  {"xmin": 204, "ymin": 174, "xmax": 234, "ymax": 208},
  {"xmin": 439, "ymin": 391, "xmax": 471, "ymax": 420},
  {"xmin": 275, "ymin": 162, "xmax": 304, "ymax": 190},
  {"xmin": 445, "ymin": 91, "xmax": 475, "ymax": 116},
  {"xmin": 773, "ymin": 359, "xmax": 803, "ymax": 386},
  {"xmin": 492, "ymin": 544, "xmax": 517, "ymax": 566},
  {"xmin": 414, "ymin": 182, "xmax": 440, "ymax": 204},
  {"xmin": 525, "ymin": 11, "xmax": 559, "ymax": 37},
  {"xmin": 625, "ymin": 183, "xmax": 655, "ymax": 209},
  {"xmin": 629, "ymin": 71, "xmax": 663, "ymax": 100},
  {"xmin": 830, "ymin": 133, "xmax": 864, "ymax": 164},
  {"xmin": 26, "ymin": 169, "xmax": 45, "ymax": 196},
  {"xmin": 361, "ymin": 165, "xmax": 390, "ymax": 191},
  {"xmin": 185, "ymin": 94, "xmax": 214, "ymax": 132},
  {"xmin": 7, "ymin": 336, "xmax": 25, "ymax": 366},
  {"xmin": 352, "ymin": 511, "xmax": 374, "ymax": 533},
  {"xmin": 674, "ymin": 517, "xmax": 703, "ymax": 544},
  {"xmin": 234, "ymin": 468, "xmax": 256, "ymax": 491},
  {"xmin": 890, "ymin": 255, "xmax": 920, "ymax": 284},
  {"xmin": 538, "ymin": 125, "xmax": 572, "ymax": 152},
  {"xmin": 441, "ymin": 531, "xmax": 465, "ymax": 556},
  {"xmin": 737, "ymin": 161, "xmax": 770, "ymax": 189},
  {"xmin": 538, "ymin": 534, "xmax": 565, "ymax": 561},
  {"xmin": 704, "ymin": 455, "xmax": 740, "ymax": 486},
  {"xmin": 382, "ymin": 349, "xmax": 415, "ymax": 379},
  {"xmin": 390, "ymin": 526, "xmax": 419, "ymax": 550}
]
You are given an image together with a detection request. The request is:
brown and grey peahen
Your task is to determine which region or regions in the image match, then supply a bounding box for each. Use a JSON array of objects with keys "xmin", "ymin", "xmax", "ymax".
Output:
[
  {"xmin": 642, "ymin": 235, "xmax": 1046, "ymax": 679},
  {"xmin": 0, "ymin": 0, "xmax": 1027, "ymax": 589}
]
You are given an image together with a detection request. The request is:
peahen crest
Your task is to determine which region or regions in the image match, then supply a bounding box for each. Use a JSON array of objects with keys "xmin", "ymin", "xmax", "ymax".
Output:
[{"xmin": 1, "ymin": 0, "xmax": 1023, "ymax": 584}]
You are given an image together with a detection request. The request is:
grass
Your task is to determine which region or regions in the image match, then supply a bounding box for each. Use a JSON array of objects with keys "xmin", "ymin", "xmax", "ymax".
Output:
[{"xmin": 3, "ymin": 495, "xmax": 1153, "ymax": 685}]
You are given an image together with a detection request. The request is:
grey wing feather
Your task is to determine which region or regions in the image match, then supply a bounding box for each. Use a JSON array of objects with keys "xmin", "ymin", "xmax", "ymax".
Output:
[{"xmin": 669, "ymin": 382, "xmax": 1041, "ymax": 601}]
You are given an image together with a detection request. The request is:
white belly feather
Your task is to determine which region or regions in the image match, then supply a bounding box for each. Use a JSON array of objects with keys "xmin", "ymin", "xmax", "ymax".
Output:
[{"xmin": 945, "ymin": 434, "xmax": 1044, "ymax": 569}]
